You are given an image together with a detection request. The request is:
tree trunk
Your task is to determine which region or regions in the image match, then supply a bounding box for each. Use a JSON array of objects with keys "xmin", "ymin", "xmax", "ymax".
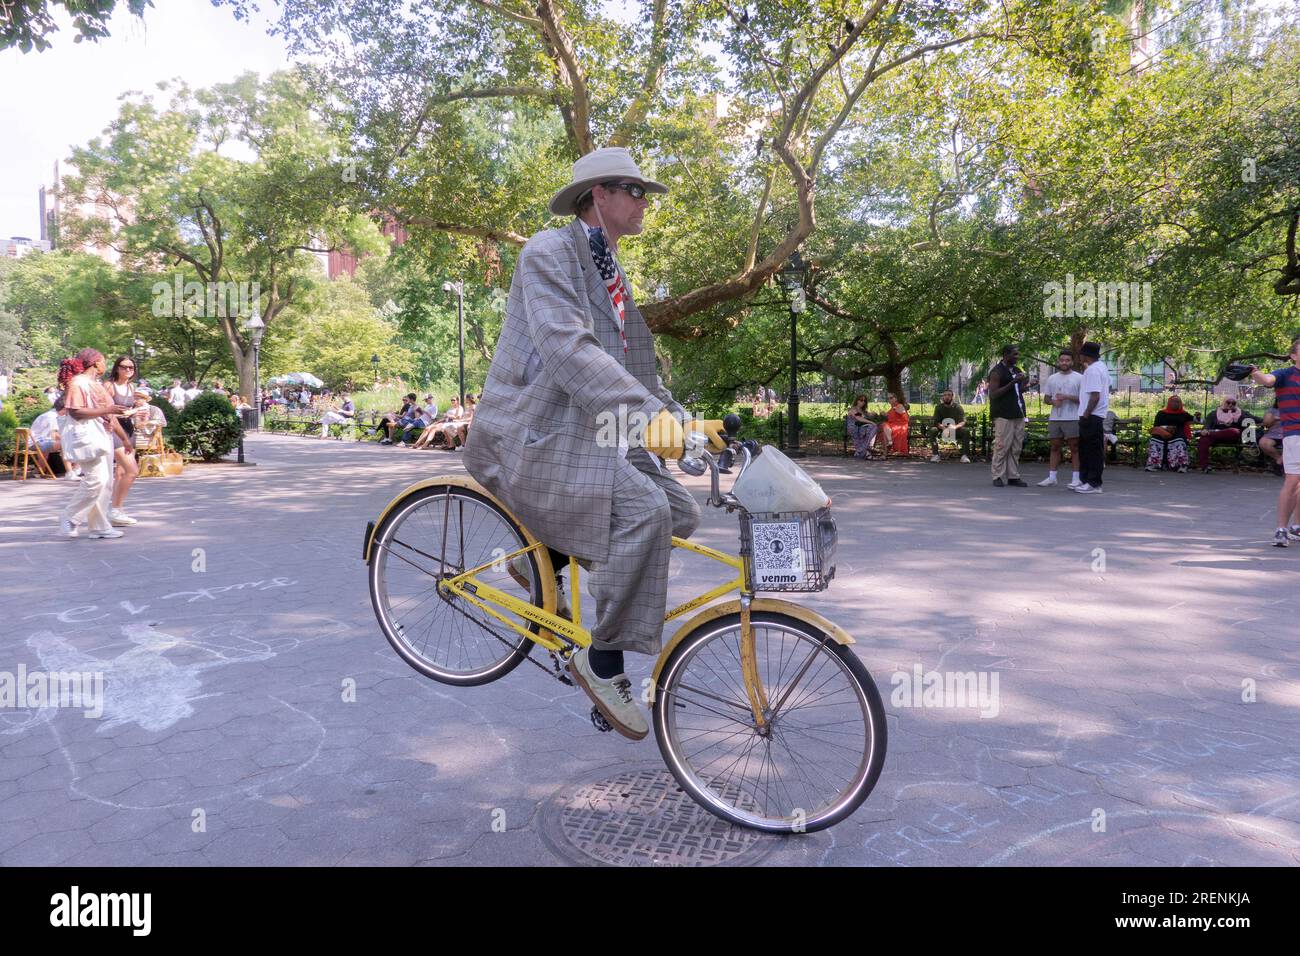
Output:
[
  {"xmin": 884, "ymin": 366, "xmax": 904, "ymax": 401},
  {"xmin": 234, "ymin": 346, "xmax": 255, "ymax": 407}
]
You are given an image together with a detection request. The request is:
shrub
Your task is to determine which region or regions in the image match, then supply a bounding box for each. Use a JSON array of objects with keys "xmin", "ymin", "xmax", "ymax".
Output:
[
  {"xmin": 7, "ymin": 387, "xmax": 50, "ymax": 428},
  {"xmin": 173, "ymin": 393, "xmax": 242, "ymax": 461},
  {"xmin": 0, "ymin": 404, "xmax": 17, "ymax": 466}
]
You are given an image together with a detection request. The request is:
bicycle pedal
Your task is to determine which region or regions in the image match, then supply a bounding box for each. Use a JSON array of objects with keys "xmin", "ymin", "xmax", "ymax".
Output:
[{"xmin": 590, "ymin": 706, "xmax": 614, "ymax": 733}]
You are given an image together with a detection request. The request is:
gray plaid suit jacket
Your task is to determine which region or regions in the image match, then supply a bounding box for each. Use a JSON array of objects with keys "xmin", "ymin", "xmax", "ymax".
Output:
[{"xmin": 463, "ymin": 218, "xmax": 686, "ymax": 563}]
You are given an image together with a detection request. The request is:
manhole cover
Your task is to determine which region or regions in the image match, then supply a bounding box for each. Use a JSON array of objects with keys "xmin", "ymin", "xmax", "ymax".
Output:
[{"xmin": 540, "ymin": 764, "xmax": 777, "ymax": 867}]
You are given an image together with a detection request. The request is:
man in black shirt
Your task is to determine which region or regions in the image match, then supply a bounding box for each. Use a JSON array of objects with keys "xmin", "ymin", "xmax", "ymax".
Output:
[
  {"xmin": 927, "ymin": 389, "xmax": 972, "ymax": 462},
  {"xmin": 987, "ymin": 344, "xmax": 1029, "ymax": 487}
]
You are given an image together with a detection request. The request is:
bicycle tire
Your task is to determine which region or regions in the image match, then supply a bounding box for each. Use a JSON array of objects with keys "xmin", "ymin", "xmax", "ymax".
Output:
[
  {"xmin": 369, "ymin": 483, "xmax": 542, "ymax": 686},
  {"xmin": 653, "ymin": 611, "xmax": 886, "ymax": 833}
]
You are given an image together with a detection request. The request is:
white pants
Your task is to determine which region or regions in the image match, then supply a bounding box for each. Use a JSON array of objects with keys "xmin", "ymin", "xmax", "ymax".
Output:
[
  {"xmin": 62, "ymin": 452, "xmax": 113, "ymax": 532},
  {"xmin": 320, "ymin": 412, "xmax": 353, "ymax": 436}
]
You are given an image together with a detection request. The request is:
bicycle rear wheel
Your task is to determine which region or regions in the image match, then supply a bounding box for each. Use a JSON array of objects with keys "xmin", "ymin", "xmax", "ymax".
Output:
[
  {"xmin": 653, "ymin": 611, "xmax": 886, "ymax": 833},
  {"xmin": 369, "ymin": 484, "xmax": 544, "ymax": 686}
]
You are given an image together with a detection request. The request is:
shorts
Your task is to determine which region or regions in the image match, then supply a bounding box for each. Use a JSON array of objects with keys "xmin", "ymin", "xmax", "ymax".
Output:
[
  {"xmin": 1284, "ymin": 434, "xmax": 1300, "ymax": 475},
  {"xmin": 36, "ymin": 438, "xmax": 56, "ymax": 454},
  {"xmin": 1048, "ymin": 419, "xmax": 1079, "ymax": 440}
]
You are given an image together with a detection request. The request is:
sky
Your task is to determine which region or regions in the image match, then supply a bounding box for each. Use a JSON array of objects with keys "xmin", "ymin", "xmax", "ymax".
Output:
[
  {"xmin": 0, "ymin": 0, "xmax": 651, "ymax": 240},
  {"xmin": 0, "ymin": 0, "xmax": 292, "ymax": 238}
]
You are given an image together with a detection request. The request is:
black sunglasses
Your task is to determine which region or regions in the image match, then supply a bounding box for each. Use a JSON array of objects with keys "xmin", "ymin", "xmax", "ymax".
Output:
[{"xmin": 602, "ymin": 181, "xmax": 649, "ymax": 200}]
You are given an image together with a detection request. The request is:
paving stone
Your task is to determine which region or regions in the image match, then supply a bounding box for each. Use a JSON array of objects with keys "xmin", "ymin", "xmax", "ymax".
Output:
[{"xmin": 2, "ymin": 434, "xmax": 1296, "ymax": 866}]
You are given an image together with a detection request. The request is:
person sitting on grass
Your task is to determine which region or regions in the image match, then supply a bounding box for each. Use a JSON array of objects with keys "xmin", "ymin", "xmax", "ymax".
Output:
[
  {"xmin": 927, "ymin": 389, "xmax": 971, "ymax": 463},
  {"xmin": 1145, "ymin": 394, "xmax": 1196, "ymax": 472}
]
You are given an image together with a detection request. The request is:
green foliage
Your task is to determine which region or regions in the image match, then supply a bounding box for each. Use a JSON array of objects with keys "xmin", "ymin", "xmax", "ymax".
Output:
[
  {"xmin": 0, "ymin": 0, "xmax": 152, "ymax": 53},
  {"xmin": 264, "ymin": 277, "xmax": 415, "ymax": 390},
  {"xmin": 172, "ymin": 393, "xmax": 242, "ymax": 461},
  {"xmin": 0, "ymin": 404, "xmax": 17, "ymax": 465},
  {"xmin": 6, "ymin": 387, "xmax": 50, "ymax": 428}
]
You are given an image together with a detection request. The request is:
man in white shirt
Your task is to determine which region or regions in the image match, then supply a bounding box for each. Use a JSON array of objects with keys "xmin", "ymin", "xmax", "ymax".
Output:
[
  {"xmin": 168, "ymin": 379, "xmax": 187, "ymax": 409},
  {"xmin": 1074, "ymin": 342, "xmax": 1110, "ymax": 494},
  {"xmin": 1038, "ymin": 349, "xmax": 1084, "ymax": 487},
  {"xmin": 185, "ymin": 381, "xmax": 202, "ymax": 404},
  {"xmin": 31, "ymin": 406, "xmax": 76, "ymax": 477}
]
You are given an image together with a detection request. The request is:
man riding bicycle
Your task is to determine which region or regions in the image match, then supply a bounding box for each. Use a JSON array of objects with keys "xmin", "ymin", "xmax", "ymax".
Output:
[{"xmin": 463, "ymin": 148, "xmax": 697, "ymax": 740}]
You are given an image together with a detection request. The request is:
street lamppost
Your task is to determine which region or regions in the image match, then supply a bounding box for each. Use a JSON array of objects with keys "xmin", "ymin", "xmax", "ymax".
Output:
[
  {"xmin": 244, "ymin": 310, "xmax": 266, "ymax": 430},
  {"xmin": 371, "ymin": 353, "xmax": 380, "ymax": 385},
  {"xmin": 777, "ymin": 250, "xmax": 808, "ymax": 457},
  {"xmin": 130, "ymin": 338, "xmax": 154, "ymax": 382},
  {"xmin": 442, "ymin": 280, "xmax": 466, "ymax": 404}
]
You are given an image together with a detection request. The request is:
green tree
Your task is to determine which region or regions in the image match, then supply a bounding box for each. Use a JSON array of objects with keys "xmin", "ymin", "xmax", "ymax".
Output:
[
  {"xmin": 266, "ymin": 276, "xmax": 415, "ymax": 390},
  {"xmin": 60, "ymin": 70, "xmax": 388, "ymax": 403},
  {"xmin": 223, "ymin": 0, "xmax": 1103, "ymax": 338}
]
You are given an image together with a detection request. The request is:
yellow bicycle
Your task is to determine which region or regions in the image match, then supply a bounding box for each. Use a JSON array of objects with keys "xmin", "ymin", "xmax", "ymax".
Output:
[{"xmin": 363, "ymin": 419, "xmax": 886, "ymax": 833}]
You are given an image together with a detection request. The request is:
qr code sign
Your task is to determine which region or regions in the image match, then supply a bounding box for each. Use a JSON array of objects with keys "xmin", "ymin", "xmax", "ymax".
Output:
[{"xmin": 751, "ymin": 521, "xmax": 804, "ymax": 587}]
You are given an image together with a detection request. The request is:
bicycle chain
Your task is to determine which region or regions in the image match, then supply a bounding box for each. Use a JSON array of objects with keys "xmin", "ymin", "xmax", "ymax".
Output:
[{"xmin": 438, "ymin": 579, "xmax": 575, "ymax": 685}]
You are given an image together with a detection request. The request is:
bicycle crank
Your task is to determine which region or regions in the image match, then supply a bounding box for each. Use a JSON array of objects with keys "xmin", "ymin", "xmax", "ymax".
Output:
[{"xmin": 589, "ymin": 706, "xmax": 614, "ymax": 733}]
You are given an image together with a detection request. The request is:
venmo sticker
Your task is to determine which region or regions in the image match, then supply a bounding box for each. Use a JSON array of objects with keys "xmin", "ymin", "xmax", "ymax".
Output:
[{"xmin": 752, "ymin": 521, "xmax": 804, "ymax": 586}]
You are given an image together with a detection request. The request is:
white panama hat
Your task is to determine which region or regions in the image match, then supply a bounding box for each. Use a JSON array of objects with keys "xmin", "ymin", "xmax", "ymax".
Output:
[{"xmin": 548, "ymin": 146, "xmax": 667, "ymax": 216}]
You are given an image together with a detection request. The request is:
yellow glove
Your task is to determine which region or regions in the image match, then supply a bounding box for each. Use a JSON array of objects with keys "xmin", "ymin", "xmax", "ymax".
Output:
[
  {"xmin": 644, "ymin": 409, "xmax": 685, "ymax": 459},
  {"xmin": 693, "ymin": 419, "xmax": 728, "ymax": 452}
]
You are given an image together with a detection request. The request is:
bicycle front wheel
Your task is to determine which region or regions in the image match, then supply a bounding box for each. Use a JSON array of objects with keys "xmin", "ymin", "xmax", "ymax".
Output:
[
  {"xmin": 654, "ymin": 611, "xmax": 886, "ymax": 833},
  {"xmin": 369, "ymin": 484, "xmax": 543, "ymax": 686}
]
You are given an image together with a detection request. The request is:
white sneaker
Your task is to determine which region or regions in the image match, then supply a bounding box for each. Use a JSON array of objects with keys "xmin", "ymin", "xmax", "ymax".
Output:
[
  {"xmin": 110, "ymin": 509, "xmax": 138, "ymax": 526},
  {"xmin": 929, "ymin": 454, "xmax": 941, "ymax": 463},
  {"xmin": 960, "ymin": 455, "xmax": 971, "ymax": 463},
  {"xmin": 58, "ymin": 517, "xmax": 78, "ymax": 538},
  {"xmin": 88, "ymin": 528, "xmax": 125, "ymax": 539},
  {"xmin": 1068, "ymin": 477, "xmax": 1082, "ymax": 488},
  {"xmin": 567, "ymin": 647, "xmax": 648, "ymax": 740},
  {"xmin": 1037, "ymin": 476, "xmax": 1057, "ymax": 487},
  {"xmin": 1073, "ymin": 484, "xmax": 1103, "ymax": 494}
]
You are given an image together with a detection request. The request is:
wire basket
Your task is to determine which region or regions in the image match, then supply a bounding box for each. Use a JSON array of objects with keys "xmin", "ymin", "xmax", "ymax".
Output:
[{"xmin": 738, "ymin": 507, "xmax": 837, "ymax": 593}]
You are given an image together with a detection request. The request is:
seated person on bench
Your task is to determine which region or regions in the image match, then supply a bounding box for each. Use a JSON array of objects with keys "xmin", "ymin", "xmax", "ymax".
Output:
[
  {"xmin": 927, "ymin": 389, "xmax": 972, "ymax": 463},
  {"xmin": 29, "ymin": 404, "xmax": 69, "ymax": 476},
  {"xmin": 376, "ymin": 393, "xmax": 418, "ymax": 444},
  {"xmin": 1196, "ymin": 395, "xmax": 1244, "ymax": 473},
  {"xmin": 412, "ymin": 397, "xmax": 464, "ymax": 449},
  {"xmin": 319, "ymin": 393, "xmax": 356, "ymax": 438},
  {"xmin": 397, "ymin": 405, "xmax": 434, "ymax": 446}
]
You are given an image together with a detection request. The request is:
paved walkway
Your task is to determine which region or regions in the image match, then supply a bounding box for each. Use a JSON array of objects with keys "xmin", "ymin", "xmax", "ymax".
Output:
[{"xmin": 1, "ymin": 434, "xmax": 1297, "ymax": 865}]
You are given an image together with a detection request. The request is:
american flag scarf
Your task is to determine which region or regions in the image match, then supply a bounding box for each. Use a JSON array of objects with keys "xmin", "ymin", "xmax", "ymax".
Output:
[{"xmin": 587, "ymin": 227, "xmax": 629, "ymax": 354}]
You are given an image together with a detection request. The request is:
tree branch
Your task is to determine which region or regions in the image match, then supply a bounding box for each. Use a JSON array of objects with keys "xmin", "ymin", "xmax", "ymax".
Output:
[
  {"xmin": 535, "ymin": 0, "xmax": 594, "ymax": 154},
  {"xmin": 609, "ymin": 0, "xmax": 670, "ymax": 147}
]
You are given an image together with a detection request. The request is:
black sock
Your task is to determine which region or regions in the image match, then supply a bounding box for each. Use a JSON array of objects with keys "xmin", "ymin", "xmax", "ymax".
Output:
[{"xmin": 587, "ymin": 647, "xmax": 624, "ymax": 679}]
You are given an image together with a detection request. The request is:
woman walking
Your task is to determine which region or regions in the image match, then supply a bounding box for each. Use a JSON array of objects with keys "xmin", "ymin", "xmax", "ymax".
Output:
[
  {"xmin": 57, "ymin": 349, "xmax": 128, "ymax": 539},
  {"xmin": 105, "ymin": 356, "xmax": 141, "ymax": 525}
]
